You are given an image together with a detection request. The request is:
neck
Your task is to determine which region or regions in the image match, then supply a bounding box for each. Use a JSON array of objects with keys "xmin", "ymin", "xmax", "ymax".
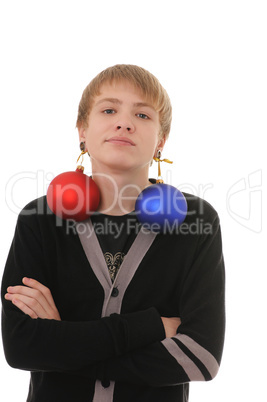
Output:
[{"xmin": 91, "ymin": 165, "xmax": 151, "ymax": 216}]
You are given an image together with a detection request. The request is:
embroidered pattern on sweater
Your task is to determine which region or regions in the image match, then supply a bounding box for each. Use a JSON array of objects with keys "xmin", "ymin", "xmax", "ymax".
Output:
[{"xmin": 104, "ymin": 251, "xmax": 125, "ymax": 282}]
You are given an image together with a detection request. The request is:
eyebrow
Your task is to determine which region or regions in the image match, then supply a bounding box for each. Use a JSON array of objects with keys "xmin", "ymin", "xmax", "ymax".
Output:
[
  {"xmin": 95, "ymin": 98, "xmax": 155, "ymax": 110},
  {"xmin": 95, "ymin": 98, "xmax": 122, "ymax": 106},
  {"xmin": 134, "ymin": 102, "xmax": 156, "ymax": 110}
]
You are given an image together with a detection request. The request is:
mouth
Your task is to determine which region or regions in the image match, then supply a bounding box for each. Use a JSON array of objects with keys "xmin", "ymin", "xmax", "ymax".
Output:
[{"xmin": 105, "ymin": 136, "xmax": 135, "ymax": 146}]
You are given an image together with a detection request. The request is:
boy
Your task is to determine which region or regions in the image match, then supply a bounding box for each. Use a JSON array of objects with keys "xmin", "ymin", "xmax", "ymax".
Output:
[{"xmin": 2, "ymin": 64, "xmax": 225, "ymax": 401}]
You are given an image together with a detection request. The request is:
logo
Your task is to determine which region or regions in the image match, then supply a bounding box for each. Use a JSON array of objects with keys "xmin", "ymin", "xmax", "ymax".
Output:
[{"xmin": 226, "ymin": 170, "xmax": 262, "ymax": 233}]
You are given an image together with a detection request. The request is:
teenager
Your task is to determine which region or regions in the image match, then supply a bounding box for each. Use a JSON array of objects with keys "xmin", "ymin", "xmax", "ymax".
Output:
[{"xmin": 1, "ymin": 64, "xmax": 225, "ymax": 401}]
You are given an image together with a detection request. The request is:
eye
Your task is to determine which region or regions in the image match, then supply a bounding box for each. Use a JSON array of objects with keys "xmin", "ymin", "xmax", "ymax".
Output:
[
  {"xmin": 103, "ymin": 109, "xmax": 116, "ymax": 114},
  {"xmin": 137, "ymin": 113, "xmax": 149, "ymax": 119}
]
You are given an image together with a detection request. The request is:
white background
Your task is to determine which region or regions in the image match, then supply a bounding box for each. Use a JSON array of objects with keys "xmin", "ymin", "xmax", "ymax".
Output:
[{"xmin": 0, "ymin": 1, "xmax": 266, "ymax": 401}]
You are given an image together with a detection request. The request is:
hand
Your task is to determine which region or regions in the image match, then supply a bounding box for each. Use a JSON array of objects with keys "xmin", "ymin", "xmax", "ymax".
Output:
[
  {"xmin": 161, "ymin": 317, "xmax": 181, "ymax": 338},
  {"xmin": 5, "ymin": 277, "xmax": 61, "ymax": 321}
]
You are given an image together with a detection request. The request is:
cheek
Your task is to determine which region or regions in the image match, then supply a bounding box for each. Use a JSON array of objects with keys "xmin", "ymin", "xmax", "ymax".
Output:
[
  {"xmin": 88, "ymin": 118, "xmax": 112, "ymax": 139},
  {"xmin": 141, "ymin": 139, "xmax": 158, "ymax": 161},
  {"xmin": 144, "ymin": 129, "xmax": 160, "ymax": 149},
  {"xmin": 82, "ymin": 132, "xmax": 97, "ymax": 154},
  {"xmin": 84, "ymin": 124, "xmax": 102, "ymax": 144}
]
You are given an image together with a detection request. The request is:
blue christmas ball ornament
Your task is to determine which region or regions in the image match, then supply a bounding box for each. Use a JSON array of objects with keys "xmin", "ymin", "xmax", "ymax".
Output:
[{"xmin": 135, "ymin": 183, "xmax": 187, "ymax": 233}]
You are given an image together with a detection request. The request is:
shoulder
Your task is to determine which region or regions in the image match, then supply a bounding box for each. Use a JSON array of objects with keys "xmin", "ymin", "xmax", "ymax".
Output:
[
  {"xmin": 166, "ymin": 192, "xmax": 222, "ymax": 243},
  {"xmin": 17, "ymin": 196, "xmax": 64, "ymax": 234},
  {"xmin": 15, "ymin": 196, "xmax": 80, "ymax": 246},
  {"xmin": 18, "ymin": 196, "xmax": 52, "ymax": 222},
  {"xmin": 19, "ymin": 195, "xmax": 50, "ymax": 216},
  {"xmin": 148, "ymin": 179, "xmax": 220, "ymax": 225},
  {"xmin": 183, "ymin": 192, "xmax": 220, "ymax": 225}
]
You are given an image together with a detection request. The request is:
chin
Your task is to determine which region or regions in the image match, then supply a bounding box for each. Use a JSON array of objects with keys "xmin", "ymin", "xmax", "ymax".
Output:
[
  {"xmin": 108, "ymin": 159, "xmax": 136, "ymax": 171},
  {"xmin": 93, "ymin": 152, "xmax": 149, "ymax": 173}
]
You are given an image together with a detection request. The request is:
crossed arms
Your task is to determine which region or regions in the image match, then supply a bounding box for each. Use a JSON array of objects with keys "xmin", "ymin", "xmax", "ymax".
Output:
[
  {"xmin": 4, "ymin": 277, "xmax": 181, "ymax": 338},
  {"xmin": 1, "ymin": 203, "xmax": 225, "ymax": 386}
]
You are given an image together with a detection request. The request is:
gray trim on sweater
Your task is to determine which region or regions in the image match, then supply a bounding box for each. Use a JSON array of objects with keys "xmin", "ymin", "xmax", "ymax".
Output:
[{"xmin": 77, "ymin": 219, "xmax": 157, "ymax": 402}]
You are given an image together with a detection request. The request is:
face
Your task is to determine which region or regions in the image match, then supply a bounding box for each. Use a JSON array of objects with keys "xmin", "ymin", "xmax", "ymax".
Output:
[{"xmin": 79, "ymin": 80, "xmax": 165, "ymax": 175}]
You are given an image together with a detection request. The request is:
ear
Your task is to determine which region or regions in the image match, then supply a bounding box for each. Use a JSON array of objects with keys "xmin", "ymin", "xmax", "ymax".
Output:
[
  {"xmin": 155, "ymin": 136, "xmax": 167, "ymax": 155},
  {"xmin": 78, "ymin": 124, "xmax": 86, "ymax": 143}
]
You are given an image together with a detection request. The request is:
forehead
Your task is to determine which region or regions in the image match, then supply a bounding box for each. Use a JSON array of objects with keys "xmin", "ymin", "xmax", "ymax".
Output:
[{"xmin": 94, "ymin": 79, "xmax": 153, "ymax": 106}]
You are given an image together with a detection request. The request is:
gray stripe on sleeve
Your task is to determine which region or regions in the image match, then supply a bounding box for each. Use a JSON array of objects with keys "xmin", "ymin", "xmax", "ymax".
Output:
[
  {"xmin": 162, "ymin": 338, "xmax": 205, "ymax": 381},
  {"xmin": 176, "ymin": 334, "xmax": 219, "ymax": 379}
]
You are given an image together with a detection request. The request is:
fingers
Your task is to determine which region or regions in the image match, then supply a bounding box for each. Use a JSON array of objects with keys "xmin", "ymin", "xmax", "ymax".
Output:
[
  {"xmin": 176, "ymin": 317, "xmax": 182, "ymax": 327},
  {"xmin": 22, "ymin": 277, "xmax": 57, "ymax": 310},
  {"xmin": 5, "ymin": 278, "xmax": 61, "ymax": 321},
  {"xmin": 5, "ymin": 293, "xmax": 40, "ymax": 319},
  {"xmin": 161, "ymin": 317, "xmax": 182, "ymax": 338},
  {"xmin": 5, "ymin": 284, "xmax": 51, "ymax": 318}
]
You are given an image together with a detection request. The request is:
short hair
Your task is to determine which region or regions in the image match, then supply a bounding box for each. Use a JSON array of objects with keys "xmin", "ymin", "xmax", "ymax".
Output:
[{"xmin": 76, "ymin": 64, "xmax": 172, "ymax": 140}]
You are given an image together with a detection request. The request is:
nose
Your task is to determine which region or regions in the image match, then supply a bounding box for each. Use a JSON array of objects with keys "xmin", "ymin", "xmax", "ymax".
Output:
[
  {"xmin": 116, "ymin": 125, "xmax": 133, "ymax": 132},
  {"xmin": 115, "ymin": 116, "xmax": 135, "ymax": 133}
]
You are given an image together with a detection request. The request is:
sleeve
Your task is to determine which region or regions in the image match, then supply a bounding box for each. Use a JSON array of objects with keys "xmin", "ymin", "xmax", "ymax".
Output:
[
  {"xmin": 93, "ymin": 215, "xmax": 225, "ymax": 386},
  {"xmin": 1, "ymin": 213, "xmax": 165, "ymax": 373}
]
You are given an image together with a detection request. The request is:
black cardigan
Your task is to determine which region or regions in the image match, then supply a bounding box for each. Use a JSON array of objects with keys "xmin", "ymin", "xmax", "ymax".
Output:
[{"xmin": 1, "ymin": 193, "xmax": 225, "ymax": 402}]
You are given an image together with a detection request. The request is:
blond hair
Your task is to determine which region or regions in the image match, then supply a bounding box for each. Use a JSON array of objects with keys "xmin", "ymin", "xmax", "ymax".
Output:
[{"xmin": 76, "ymin": 64, "xmax": 172, "ymax": 140}]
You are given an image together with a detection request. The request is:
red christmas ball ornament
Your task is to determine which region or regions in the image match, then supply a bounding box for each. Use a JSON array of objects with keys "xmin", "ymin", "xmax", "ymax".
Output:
[{"xmin": 47, "ymin": 167, "xmax": 100, "ymax": 221}]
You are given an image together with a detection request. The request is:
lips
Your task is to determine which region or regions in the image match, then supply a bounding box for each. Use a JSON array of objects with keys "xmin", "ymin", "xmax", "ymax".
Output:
[{"xmin": 106, "ymin": 136, "xmax": 135, "ymax": 146}]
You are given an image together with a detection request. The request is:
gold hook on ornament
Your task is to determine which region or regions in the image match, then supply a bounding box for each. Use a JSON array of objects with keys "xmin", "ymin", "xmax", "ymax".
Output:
[
  {"xmin": 76, "ymin": 142, "xmax": 87, "ymax": 172},
  {"xmin": 77, "ymin": 150, "xmax": 87, "ymax": 164},
  {"xmin": 153, "ymin": 151, "xmax": 173, "ymax": 183}
]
